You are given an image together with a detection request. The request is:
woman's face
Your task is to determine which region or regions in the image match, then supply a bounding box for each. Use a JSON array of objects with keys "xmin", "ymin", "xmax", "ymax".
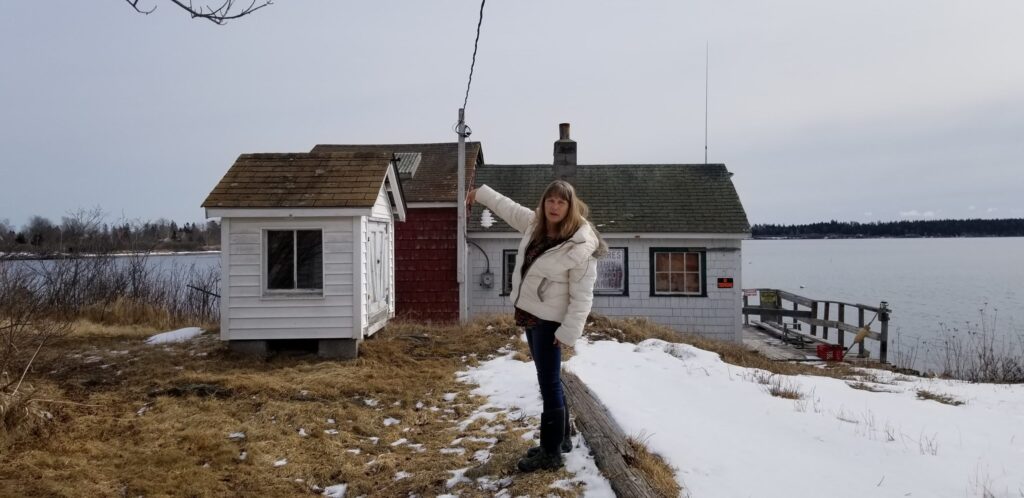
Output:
[{"xmin": 544, "ymin": 195, "xmax": 569, "ymax": 227}]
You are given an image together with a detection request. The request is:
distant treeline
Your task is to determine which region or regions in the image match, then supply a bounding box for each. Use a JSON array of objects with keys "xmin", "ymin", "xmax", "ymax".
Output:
[
  {"xmin": 0, "ymin": 208, "xmax": 220, "ymax": 256},
  {"xmin": 752, "ymin": 218, "xmax": 1024, "ymax": 239}
]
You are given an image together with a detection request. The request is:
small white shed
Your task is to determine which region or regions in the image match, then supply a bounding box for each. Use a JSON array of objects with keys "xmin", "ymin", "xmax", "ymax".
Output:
[{"xmin": 202, "ymin": 151, "xmax": 406, "ymax": 358}]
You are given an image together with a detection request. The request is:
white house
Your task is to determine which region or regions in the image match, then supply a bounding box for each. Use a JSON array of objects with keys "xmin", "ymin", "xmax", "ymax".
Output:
[
  {"xmin": 202, "ymin": 151, "xmax": 406, "ymax": 358},
  {"xmin": 467, "ymin": 125, "xmax": 751, "ymax": 343}
]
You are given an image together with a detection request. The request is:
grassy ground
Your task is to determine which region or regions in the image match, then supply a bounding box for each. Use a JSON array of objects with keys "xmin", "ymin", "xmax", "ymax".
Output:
[{"xmin": 1, "ymin": 315, "xmax": 686, "ymax": 497}]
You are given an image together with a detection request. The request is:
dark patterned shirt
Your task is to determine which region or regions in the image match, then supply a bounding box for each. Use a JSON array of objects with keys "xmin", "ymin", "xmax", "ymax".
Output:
[{"xmin": 514, "ymin": 234, "xmax": 567, "ymax": 327}]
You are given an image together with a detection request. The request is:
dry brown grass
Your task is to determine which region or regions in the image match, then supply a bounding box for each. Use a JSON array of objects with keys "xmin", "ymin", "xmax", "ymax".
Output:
[
  {"xmin": 78, "ymin": 295, "xmax": 221, "ymax": 333},
  {"xmin": 847, "ymin": 382, "xmax": 896, "ymax": 393},
  {"xmin": 626, "ymin": 433, "xmax": 683, "ymax": 498},
  {"xmin": 0, "ymin": 316, "xmax": 588, "ymax": 497},
  {"xmin": 67, "ymin": 318, "xmax": 163, "ymax": 338},
  {"xmin": 916, "ymin": 389, "xmax": 965, "ymax": 406},
  {"xmin": 0, "ymin": 383, "xmax": 65, "ymax": 451},
  {"xmin": 765, "ymin": 377, "xmax": 804, "ymax": 400}
]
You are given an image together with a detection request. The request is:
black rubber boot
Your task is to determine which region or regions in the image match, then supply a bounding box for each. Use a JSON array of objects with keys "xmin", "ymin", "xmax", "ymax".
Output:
[
  {"xmin": 526, "ymin": 401, "xmax": 572, "ymax": 457},
  {"xmin": 518, "ymin": 408, "xmax": 566, "ymax": 472}
]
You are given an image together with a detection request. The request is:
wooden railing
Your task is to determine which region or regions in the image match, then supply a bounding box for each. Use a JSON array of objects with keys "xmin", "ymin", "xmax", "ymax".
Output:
[{"xmin": 741, "ymin": 288, "xmax": 892, "ymax": 363}]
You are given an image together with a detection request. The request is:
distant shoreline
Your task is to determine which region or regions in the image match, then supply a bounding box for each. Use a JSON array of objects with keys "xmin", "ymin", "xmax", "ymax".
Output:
[
  {"xmin": 751, "ymin": 218, "xmax": 1024, "ymax": 239},
  {"xmin": 0, "ymin": 249, "xmax": 221, "ymax": 261}
]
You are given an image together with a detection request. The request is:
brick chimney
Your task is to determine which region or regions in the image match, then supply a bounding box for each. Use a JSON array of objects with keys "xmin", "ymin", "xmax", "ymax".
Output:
[{"xmin": 553, "ymin": 123, "xmax": 576, "ymax": 182}]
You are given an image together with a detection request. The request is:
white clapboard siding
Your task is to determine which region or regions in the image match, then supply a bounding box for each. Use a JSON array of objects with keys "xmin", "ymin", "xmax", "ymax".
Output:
[
  {"xmin": 224, "ymin": 217, "xmax": 356, "ymax": 340},
  {"xmin": 231, "ymin": 316, "xmax": 353, "ymax": 329},
  {"xmin": 230, "ymin": 296, "xmax": 354, "ymax": 309},
  {"xmin": 233, "ymin": 307, "xmax": 356, "ymax": 319},
  {"xmin": 230, "ymin": 327, "xmax": 356, "ymax": 340}
]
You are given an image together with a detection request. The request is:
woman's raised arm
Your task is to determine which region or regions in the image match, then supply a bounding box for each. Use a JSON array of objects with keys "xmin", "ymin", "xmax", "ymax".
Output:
[{"xmin": 468, "ymin": 185, "xmax": 536, "ymax": 233}]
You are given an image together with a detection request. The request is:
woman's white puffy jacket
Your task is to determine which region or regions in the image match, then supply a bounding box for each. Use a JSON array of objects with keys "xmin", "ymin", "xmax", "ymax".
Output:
[{"xmin": 475, "ymin": 185, "xmax": 599, "ymax": 346}]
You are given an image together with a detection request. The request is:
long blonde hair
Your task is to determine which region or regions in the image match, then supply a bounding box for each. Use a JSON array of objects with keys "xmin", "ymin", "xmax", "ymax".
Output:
[{"xmin": 530, "ymin": 180, "xmax": 608, "ymax": 257}]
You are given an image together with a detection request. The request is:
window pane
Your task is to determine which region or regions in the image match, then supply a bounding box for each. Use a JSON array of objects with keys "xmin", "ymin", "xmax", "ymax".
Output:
[
  {"xmin": 267, "ymin": 230, "xmax": 294, "ymax": 289},
  {"xmin": 503, "ymin": 252, "xmax": 517, "ymax": 294},
  {"xmin": 655, "ymin": 272, "xmax": 670, "ymax": 292},
  {"xmin": 671, "ymin": 253, "xmax": 686, "ymax": 272},
  {"xmin": 596, "ymin": 248, "xmax": 625, "ymax": 293},
  {"xmin": 655, "ymin": 252, "xmax": 670, "ymax": 272},
  {"xmin": 296, "ymin": 230, "xmax": 323, "ymax": 289},
  {"xmin": 669, "ymin": 273, "xmax": 687, "ymax": 293},
  {"xmin": 685, "ymin": 272, "xmax": 701, "ymax": 293},
  {"xmin": 685, "ymin": 252, "xmax": 699, "ymax": 272}
]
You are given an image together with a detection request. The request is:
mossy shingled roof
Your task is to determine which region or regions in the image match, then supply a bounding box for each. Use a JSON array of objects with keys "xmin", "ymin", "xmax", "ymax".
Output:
[
  {"xmin": 202, "ymin": 151, "xmax": 395, "ymax": 208},
  {"xmin": 311, "ymin": 142, "xmax": 482, "ymax": 203},
  {"xmin": 468, "ymin": 164, "xmax": 750, "ymax": 234}
]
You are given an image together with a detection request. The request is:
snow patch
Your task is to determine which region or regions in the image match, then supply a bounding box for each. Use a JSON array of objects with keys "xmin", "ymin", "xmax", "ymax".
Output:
[
  {"xmin": 145, "ymin": 327, "xmax": 203, "ymax": 345},
  {"xmin": 322, "ymin": 483, "xmax": 347, "ymax": 497},
  {"xmin": 446, "ymin": 468, "xmax": 471, "ymax": 489}
]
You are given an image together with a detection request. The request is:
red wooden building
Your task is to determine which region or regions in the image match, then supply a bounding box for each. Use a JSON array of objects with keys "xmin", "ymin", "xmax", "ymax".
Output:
[{"xmin": 311, "ymin": 142, "xmax": 483, "ymax": 322}]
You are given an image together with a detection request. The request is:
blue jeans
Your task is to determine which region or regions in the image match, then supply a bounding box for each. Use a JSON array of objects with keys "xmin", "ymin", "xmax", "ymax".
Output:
[{"xmin": 525, "ymin": 319, "xmax": 564, "ymax": 412}]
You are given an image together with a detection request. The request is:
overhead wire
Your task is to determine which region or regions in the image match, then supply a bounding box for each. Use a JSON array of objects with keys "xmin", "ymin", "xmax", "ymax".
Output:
[{"xmin": 461, "ymin": 0, "xmax": 487, "ymax": 113}]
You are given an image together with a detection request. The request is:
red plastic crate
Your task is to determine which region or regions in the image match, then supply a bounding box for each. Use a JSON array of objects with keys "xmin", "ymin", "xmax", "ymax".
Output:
[{"xmin": 816, "ymin": 344, "xmax": 845, "ymax": 361}]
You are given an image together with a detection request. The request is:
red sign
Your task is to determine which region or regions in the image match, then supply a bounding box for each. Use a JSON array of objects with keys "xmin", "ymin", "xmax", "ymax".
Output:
[{"xmin": 717, "ymin": 277, "xmax": 734, "ymax": 289}]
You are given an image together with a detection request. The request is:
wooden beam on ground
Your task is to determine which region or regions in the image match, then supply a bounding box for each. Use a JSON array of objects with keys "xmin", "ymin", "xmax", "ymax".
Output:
[{"xmin": 562, "ymin": 370, "xmax": 664, "ymax": 498}]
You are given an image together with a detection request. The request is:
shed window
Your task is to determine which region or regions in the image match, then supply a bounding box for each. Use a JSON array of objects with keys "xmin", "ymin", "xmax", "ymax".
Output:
[
  {"xmin": 595, "ymin": 247, "xmax": 628, "ymax": 296},
  {"xmin": 267, "ymin": 230, "xmax": 323, "ymax": 291},
  {"xmin": 650, "ymin": 248, "xmax": 705, "ymax": 296},
  {"xmin": 501, "ymin": 250, "xmax": 517, "ymax": 295}
]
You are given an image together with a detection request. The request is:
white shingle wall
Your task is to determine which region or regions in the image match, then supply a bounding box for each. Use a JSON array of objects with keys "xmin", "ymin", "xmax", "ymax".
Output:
[{"xmin": 467, "ymin": 236, "xmax": 743, "ymax": 342}]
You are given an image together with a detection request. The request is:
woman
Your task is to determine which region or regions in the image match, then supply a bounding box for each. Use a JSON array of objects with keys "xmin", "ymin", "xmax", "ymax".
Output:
[{"xmin": 467, "ymin": 180, "xmax": 606, "ymax": 472}]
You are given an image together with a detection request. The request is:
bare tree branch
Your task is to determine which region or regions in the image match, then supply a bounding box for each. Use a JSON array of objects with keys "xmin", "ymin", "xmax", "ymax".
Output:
[
  {"xmin": 124, "ymin": 0, "xmax": 157, "ymax": 15},
  {"xmin": 124, "ymin": 0, "xmax": 272, "ymax": 25}
]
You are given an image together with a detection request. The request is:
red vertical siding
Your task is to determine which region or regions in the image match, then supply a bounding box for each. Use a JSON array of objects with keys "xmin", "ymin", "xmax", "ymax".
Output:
[{"xmin": 395, "ymin": 208, "xmax": 459, "ymax": 322}]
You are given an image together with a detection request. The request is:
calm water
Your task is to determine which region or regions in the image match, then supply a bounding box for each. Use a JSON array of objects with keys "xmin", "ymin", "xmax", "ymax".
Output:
[{"xmin": 743, "ymin": 238, "xmax": 1024, "ymax": 371}]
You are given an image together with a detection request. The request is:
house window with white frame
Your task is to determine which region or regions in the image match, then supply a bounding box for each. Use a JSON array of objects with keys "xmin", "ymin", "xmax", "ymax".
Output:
[
  {"xmin": 501, "ymin": 250, "xmax": 517, "ymax": 295},
  {"xmin": 595, "ymin": 247, "xmax": 628, "ymax": 295},
  {"xmin": 266, "ymin": 230, "xmax": 323, "ymax": 291},
  {"xmin": 650, "ymin": 248, "xmax": 705, "ymax": 296}
]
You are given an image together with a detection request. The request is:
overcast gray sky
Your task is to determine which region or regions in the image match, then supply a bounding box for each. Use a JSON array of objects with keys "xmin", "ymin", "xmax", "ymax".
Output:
[{"xmin": 2, "ymin": 1, "xmax": 1022, "ymax": 227}]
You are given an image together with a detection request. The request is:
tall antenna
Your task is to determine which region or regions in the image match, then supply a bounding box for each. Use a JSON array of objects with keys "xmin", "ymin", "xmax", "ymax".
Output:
[{"xmin": 704, "ymin": 42, "xmax": 709, "ymax": 164}]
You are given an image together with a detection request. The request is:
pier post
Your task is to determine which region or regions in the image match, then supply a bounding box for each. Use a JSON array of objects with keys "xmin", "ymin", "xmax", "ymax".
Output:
[{"xmin": 879, "ymin": 301, "xmax": 890, "ymax": 364}]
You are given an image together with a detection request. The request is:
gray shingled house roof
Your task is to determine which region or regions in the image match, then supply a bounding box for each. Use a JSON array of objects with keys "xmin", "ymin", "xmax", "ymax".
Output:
[
  {"xmin": 202, "ymin": 151, "xmax": 401, "ymax": 209},
  {"xmin": 311, "ymin": 142, "xmax": 482, "ymax": 203},
  {"xmin": 468, "ymin": 164, "xmax": 750, "ymax": 234}
]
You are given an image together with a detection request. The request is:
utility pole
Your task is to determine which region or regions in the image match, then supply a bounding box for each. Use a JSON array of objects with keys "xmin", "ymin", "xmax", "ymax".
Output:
[{"xmin": 456, "ymin": 108, "xmax": 469, "ymax": 322}]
